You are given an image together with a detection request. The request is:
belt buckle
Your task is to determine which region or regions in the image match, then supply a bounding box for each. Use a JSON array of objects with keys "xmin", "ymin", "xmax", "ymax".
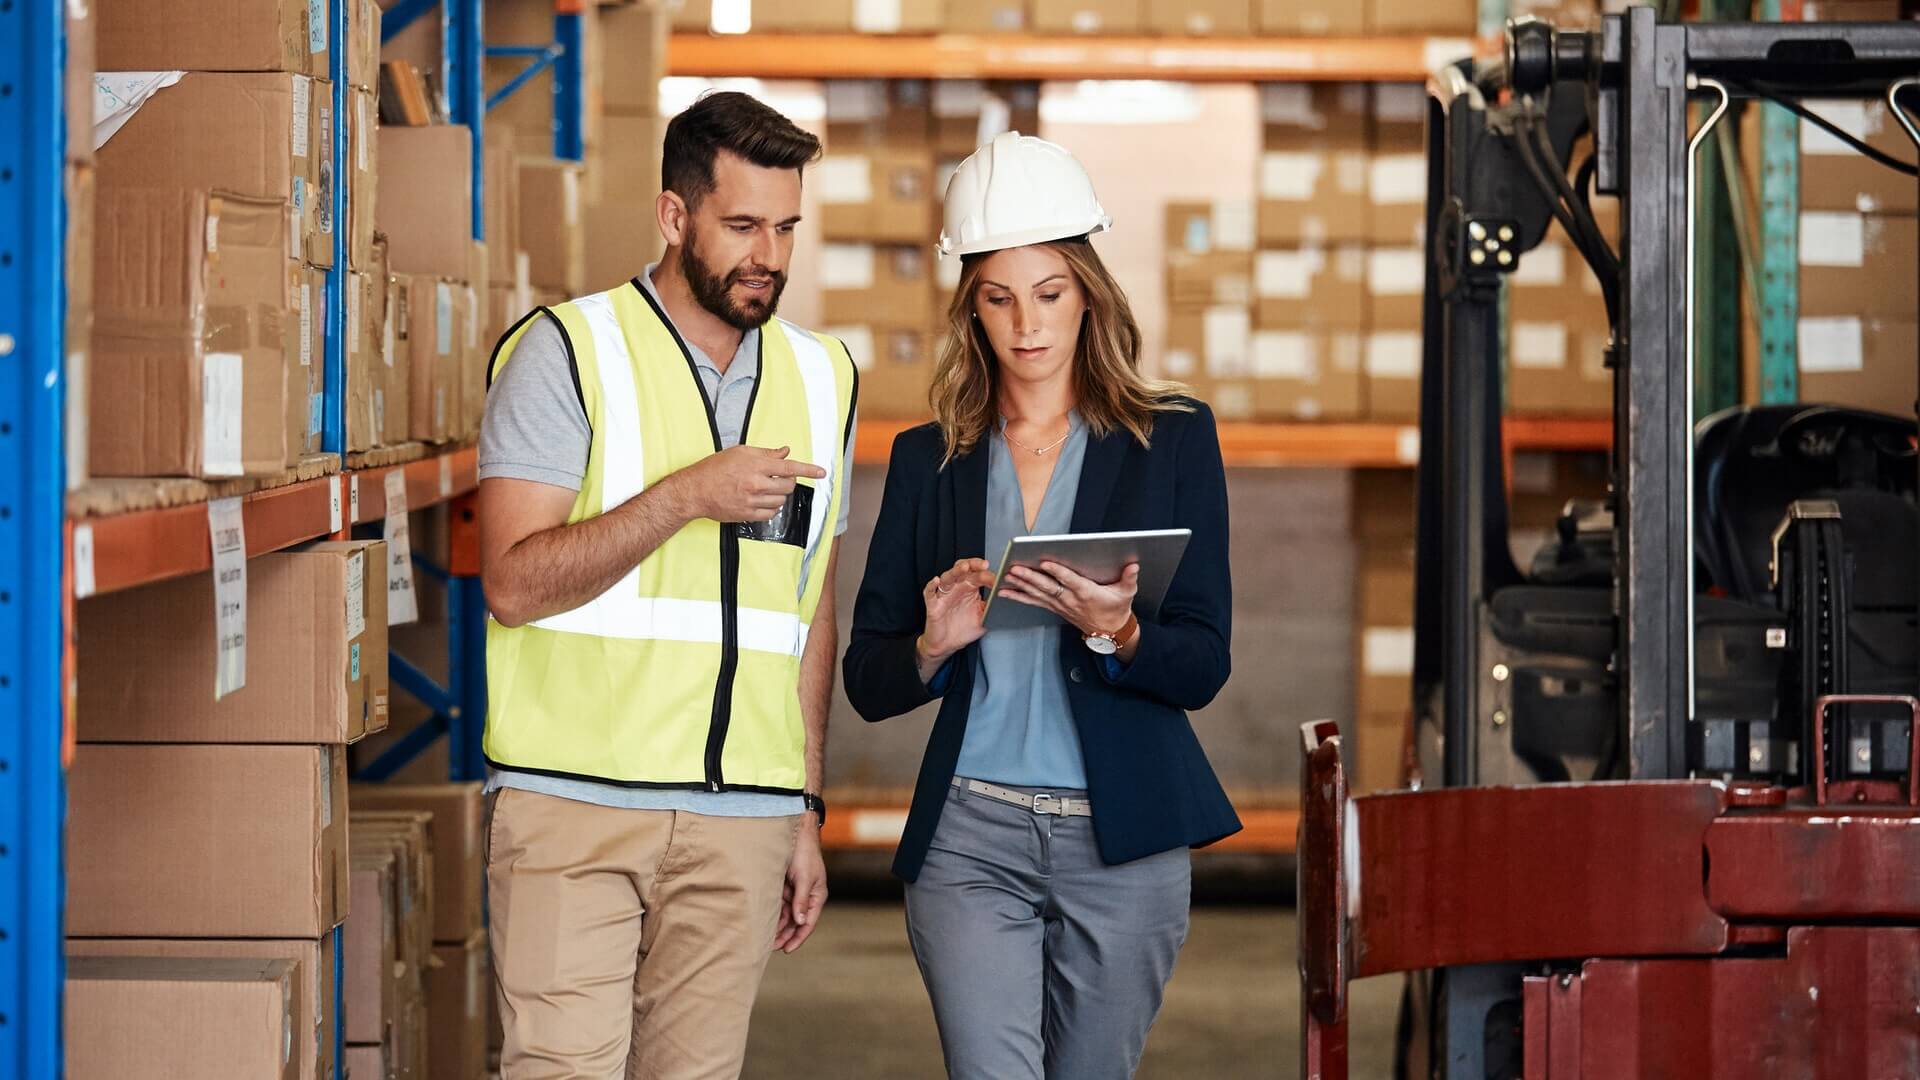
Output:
[{"xmin": 1031, "ymin": 792, "xmax": 1060, "ymax": 816}]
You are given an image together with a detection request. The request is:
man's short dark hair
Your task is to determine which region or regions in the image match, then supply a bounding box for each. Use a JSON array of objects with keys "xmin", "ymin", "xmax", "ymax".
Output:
[{"xmin": 662, "ymin": 91, "xmax": 822, "ymax": 208}]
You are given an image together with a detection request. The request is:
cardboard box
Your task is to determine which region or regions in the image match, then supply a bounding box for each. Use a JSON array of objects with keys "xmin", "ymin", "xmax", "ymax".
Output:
[
  {"xmin": 77, "ymin": 541, "xmax": 390, "ymax": 743},
  {"xmin": 485, "ymin": 143, "xmax": 523, "ymax": 284},
  {"xmin": 68, "ymin": 936, "xmax": 336, "ymax": 1080},
  {"xmin": 95, "ymin": 72, "xmax": 333, "ymax": 268},
  {"xmin": 1370, "ymin": 84, "xmax": 1429, "ymax": 246},
  {"xmin": 349, "ymin": 0, "xmax": 382, "ymax": 91},
  {"xmin": 66, "ymin": 957, "xmax": 299, "ymax": 1080},
  {"xmin": 823, "ymin": 244, "xmax": 935, "ymax": 327},
  {"xmin": 945, "ymin": 1, "xmax": 1029, "ymax": 30},
  {"xmin": 91, "ymin": 189, "xmax": 302, "ymax": 478},
  {"xmin": 430, "ymin": 933, "xmax": 491, "ymax": 1080},
  {"xmin": 1366, "ymin": 246, "xmax": 1426, "ymax": 327},
  {"xmin": 348, "ymin": 269, "xmax": 391, "ymax": 450},
  {"xmin": 67, "ymin": 744, "xmax": 350, "ymax": 938},
  {"xmin": 353, "ymin": 812, "xmax": 437, "ymax": 977},
  {"xmin": 1032, "ymin": 0, "xmax": 1143, "ymax": 32},
  {"xmin": 350, "ymin": 782, "xmax": 487, "ymax": 943},
  {"xmin": 349, "ymin": 88, "xmax": 379, "ymax": 272},
  {"xmin": 1798, "ymin": 211, "xmax": 1917, "ymax": 318},
  {"xmin": 95, "ymin": 0, "xmax": 327, "ymax": 76},
  {"xmin": 1354, "ymin": 536, "xmax": 1415, "ymax": 794},
  {"xmin": 1259, "ymin": 84, "xmax": 1371, "ymax": 244},
  {"xmin": 1792, "ymin": 99, "xmax": 1919, "ymax": 215},
  {"xmin": 1250, "ymin": 329, "xmax": 1365, "ymax": 420},
  {"xmin": 831, "ymin": 324, "xmax": 934, "ymax": 418},
  {"xmin": 1255, "ymin": 245, "xmax": 1367, "ymax": 328},
  {"xmin": 1363, "ymin": 329, "xmax": 1422, "ymax": 420},
  {"xmin": 1147, "ymin": 0, "xmax": 1253, "ymax": 34},
  {"xmin": 346, "ymin": 849, "xmax": 403, "ymax": 1049},
  {"xmin": 298, "ymin": 264, "xmax": 328, "ymax": 457},
  {"xmin": 600, "ymin": 4, "xmax": 669, "ymax": 112},
  {"xmin": 826, "ymin": 80, "xmax": 933, "ymax": 149},
  {"xmin": 385, "ymin": 272, "xmax": 415, "ymax": 438},
  {"xmin": 587, "ymin": 107, "xmax": 663, "ymax": 208},
  {"xmin": 519, "ymin": 159, "xmax": 587, "ymax": 295},
  {"xmin": 1794, "ymin": 316, "xmax": 1919, "ymax": 415},
  {"xmin": 820, "ymin": 148, "xmax": 937, "ymax": 243},
  {"xmin": 378, "ymin": 126, "xmax": 473, "ymax": 280},
  {"xmin": 1509, "ymin": 322, "xmax": 1611, "ymax": 416},
  {"xmin": 66, "ymin": 0, "xmax": 94, "ymax": 164},
  {"xmin": 1163, "ymin": 306, "xmax": 1253, "ymax": 382},
  {"xmin": 1165, "ymin": 201, "xmax": 1256, "ymax": 307},
  {"xmin": 400, "ymin": 275, "xmax": 458, "ymax": 442},
  {"xmin": 345, "ymin": 1045, "xmax": 389, "ymax": 1080},
  {"xmin": 1259, "ymin": 0, "xmax": 1364, "ymax": 33},
  {"xmin": 1368, "ymin": 0, "xmax": 1476, "ymax": 33}
]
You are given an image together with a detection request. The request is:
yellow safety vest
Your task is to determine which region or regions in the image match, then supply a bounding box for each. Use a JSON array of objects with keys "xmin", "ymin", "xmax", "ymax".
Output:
[{"xmin": 482, "ymin": 281, "xmax": 857, "ymax": 794}]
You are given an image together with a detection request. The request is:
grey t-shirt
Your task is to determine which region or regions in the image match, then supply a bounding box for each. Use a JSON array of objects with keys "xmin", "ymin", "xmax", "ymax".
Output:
[{"xmin": 478, "ymin": 268, "xmax": 855, "ymax": 815}]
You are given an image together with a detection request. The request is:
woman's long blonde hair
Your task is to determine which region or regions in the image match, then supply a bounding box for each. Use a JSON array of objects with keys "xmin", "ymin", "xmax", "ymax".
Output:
[{"xmin": 928, "ymin": 238, "xmax": 1190, "ymax": 464}]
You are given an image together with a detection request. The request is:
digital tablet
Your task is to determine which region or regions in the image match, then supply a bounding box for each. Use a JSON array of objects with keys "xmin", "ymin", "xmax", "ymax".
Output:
[{"xmin": 982, "ymin": 529, "xmax": 1192, "ymax": 631}]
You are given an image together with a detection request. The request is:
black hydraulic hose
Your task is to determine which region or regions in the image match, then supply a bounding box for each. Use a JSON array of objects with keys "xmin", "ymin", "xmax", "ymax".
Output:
[
  {"xmin": 1732, "ymin": 80, "xmax": 1920, "ymax": 176},
  {"xmin": 1529, "ymin": 121, "xmax": 1622, "ymax": 323},
  {"xmin": 1513, "ymin": 108, "xmax": 1621, "ymax": 326}
]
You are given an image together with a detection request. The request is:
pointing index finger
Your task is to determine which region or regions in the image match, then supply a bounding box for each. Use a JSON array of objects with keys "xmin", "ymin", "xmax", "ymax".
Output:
[{"xmin": 767, "ymin": 458, "xmax": 830, "ymax": 479}]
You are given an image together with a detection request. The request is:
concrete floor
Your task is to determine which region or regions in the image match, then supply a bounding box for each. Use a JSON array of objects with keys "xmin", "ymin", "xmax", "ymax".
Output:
[{"xmin": 744, "ymin": 902, "xmax": 1402, "ymax": 1078}]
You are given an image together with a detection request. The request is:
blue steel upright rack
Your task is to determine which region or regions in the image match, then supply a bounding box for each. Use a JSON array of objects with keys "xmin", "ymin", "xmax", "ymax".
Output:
[{"xmin": 0, "ymin": 0, "xmax": 70, "ymax": 1073}]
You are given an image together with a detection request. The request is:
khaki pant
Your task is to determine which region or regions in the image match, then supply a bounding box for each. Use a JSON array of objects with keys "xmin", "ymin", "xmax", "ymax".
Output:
[{"xmin": 486, "ymin": 787, "xmax": 801, "ymax": 1080}]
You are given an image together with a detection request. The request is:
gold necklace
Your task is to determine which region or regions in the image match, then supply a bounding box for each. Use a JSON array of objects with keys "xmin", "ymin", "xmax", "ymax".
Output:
[{"xmin": 1002, "ymin": 421, "xmax": 1071, "ymax": 456}]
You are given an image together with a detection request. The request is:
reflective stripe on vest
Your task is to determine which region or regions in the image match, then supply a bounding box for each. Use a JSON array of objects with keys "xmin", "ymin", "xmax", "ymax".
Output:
[{"xmin": 482, "ymin": 280, "xmax": 856, "ymax": 792}]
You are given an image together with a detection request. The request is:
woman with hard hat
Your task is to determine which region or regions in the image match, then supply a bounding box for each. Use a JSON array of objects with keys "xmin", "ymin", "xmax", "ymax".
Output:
[{"xmin": 842, "ymin": 131, "xmax": 1241, "ymax": 1079}]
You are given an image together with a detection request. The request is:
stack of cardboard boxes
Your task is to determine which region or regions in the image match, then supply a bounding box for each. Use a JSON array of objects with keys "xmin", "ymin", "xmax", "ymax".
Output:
[
  {"xmin": 672, "ymin": 0, "xmax": 1476, "ymax": 36},
  {"xmin": 821, "ymin": 80, "xmax": 1038, "ymax": 418},
  {"xmin": 1350, "ymin": 470, "xmax": 1415, "ymax": 794},
  {"xmin": 346, "ymin": 807, "xmax": 434, "ymax": 1078},
  {"xmin": 1162, "ymin": 200, "xmax": 1257, "ymax": 417},
  {"xmin": 353, "ymin": 784, "xmax": 494, "ymax": 1080},
  {"xmin": 1505, "ymin": 205, "xmax": 1616, "ymax": 417},
  {"xmin": 1741, "ymin": 96, "xmax": 1919, "ymax": 413},
  {"xmin": 65, "ymin": 541, "xmax": 391, "ymax": 1080}
]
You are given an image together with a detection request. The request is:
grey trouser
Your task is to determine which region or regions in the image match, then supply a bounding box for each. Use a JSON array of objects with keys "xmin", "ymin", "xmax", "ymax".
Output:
[{"xmin": 903, "ymin": 779, "xmax": 1192, "ymax": 1080}]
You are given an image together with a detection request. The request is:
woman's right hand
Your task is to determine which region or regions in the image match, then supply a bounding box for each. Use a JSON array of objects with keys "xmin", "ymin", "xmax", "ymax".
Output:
[{"xmin": 916, "ymin": 558, "xmax": 996, "ymax": 684}]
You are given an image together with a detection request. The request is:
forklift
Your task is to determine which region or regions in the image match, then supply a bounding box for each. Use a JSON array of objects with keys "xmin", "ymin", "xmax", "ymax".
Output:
[{"xmin": 1298, "ymin": 8, "xmax": 1920, "ymax": 1076}]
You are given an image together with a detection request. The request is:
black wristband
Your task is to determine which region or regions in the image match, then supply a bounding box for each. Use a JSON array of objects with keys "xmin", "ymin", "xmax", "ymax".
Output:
[{"xmin": 802, "ymin": 791, "xmax": 827, "ymax": 828}]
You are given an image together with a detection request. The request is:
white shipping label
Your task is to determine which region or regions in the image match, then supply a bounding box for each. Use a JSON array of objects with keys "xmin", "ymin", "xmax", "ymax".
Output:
[
  {"xmin": 91, "ymin": 71, "xmax": 185, "ymax": 152},
  {"xmin": 300, "ymin": 282, "xmax": 313, "ymax": 366},
  {"xmin": 347, "ymin": 279, "xmax": 360, "ymax": 355},
  {"xmin": 206, "ymin": 212, "xmax": 219, "ymax": 254},
  {"xmin": 382, "ymin": 309, "xmax": 396, "ymax": 367},
  {"xmin": 819, "ymin": 156, "xmax": 873, "ymax": 204},
  {"xmin": 318, "ymin": 747, "xmax": 333, "ymax": 827},
  {"xmin": 1256, "ymin": 250, "xmax": 1320, "ymax": 299},
  {"xmin": 852, "ymin": 0, "xmax": 904, "ymax": 32},
  {"xmin": 1375, "ymin": 84, "xmax": 1425, "ymax": 124},
  {"xmin": 349, "ymin": 474, "xmax": 361, "ymax": 521},
  {"xmin": 439, "ymin": 454, "xmax": 453, "ymax": 498},
  {"xmin": 1363, "ymin": 626, "xmax": 1416, "ymax": 676},
  {"xmin": 1260, "ymin": 83, "xmax": 1322, "ymax": 128},
  {"xmin": 1370, "ymin": 156, "xmax": 1427, "ymax": 205},
  {"xmin": 436, "ymin": 283, "xmax": 453, "ymax": 356},
  {"xmin": 465, "ymin": 285, "xmax": 479, "ymax": 349},
  {"xmin": 822, "ymin": 245, "xmax": 878, "ymax": 290},
  {"xmin": 383, "ymin": 470, "xmax": 420, "ymax": 625},
  {"xmin": 357, "ymin": 95, "xmax": 370, "ymax": 171},
  {"xmin": 1800, "ymin": 100, "xmax": 1871, "ymax": 155},
  {"xmin": 1512, "ymin": 322, "xmax": 1569, "ymax": 370},
  {"xmin": 1253, "ymin": 331, "xmax": 1316, "ymax": 380},
  {"xmin": 290, "ymin": 179, "xmax": 304, "ymax": 254},
  {"xmin": 202, "ymin": 352, "xmax": 245, "ymax": 477},
  {"xmin": 1366, "ymin": 333, "xmax": 1422, "ymax": 378},
  {"xmin": 1203, "ymin": 307, "xmax": 1251, "ymax": 376},
  {"xmin": 932, "ymin": 80, "xmax": 988, "ymax": 118},
  {"xmin": 1261, "ymin": 152, "xmax": 1324, "ymax": 201},
  {"xmin": 1211, "ymin": 201, "xmax": 1256, "ymax": 253},
  {"xmin": 329, "ymin": 479, "xmax": 343, "ymax": 534},
  {"xmin": 72, "ymin": 524, "xmax": 96, "ymax": 599},
  {"xmin": 1800, "ymin": 211, "xmax": 1866, "ymax": 267},
  {"xmin": 1395, "ymin": 426, "xmax": 1421, "ymax": 465},
  {"xmin": 345, "ymin": 550, "xmax": 366, "ymax": 641},
  {"xmin": 1512, "ymin": 241, "xmax": 1568, "ymax": 287},
  {"xmin": 1367, "ymin": 248, "xmax": 1425, "ymax": 296},
  {"xmin": 292, "ymin": 76, "xmax": 311, "ymax": 159},
  {"xmin": 308, "ymin": 0, "xmax": 326, "ymax": 52},
  {"xmin": 563, "ymin": 171, "xmax": 580, "ymax": 225},
  {"xmin": 207, "ymin": 497, "xmax": 248, "ymax": 699},
  {"xmin": 825, "ymin": 80, "xmax": 887, "ymax": 122},
  {"xmin": 1798, "ymin": 316, "xmax": 1865, "ymax": 373}
]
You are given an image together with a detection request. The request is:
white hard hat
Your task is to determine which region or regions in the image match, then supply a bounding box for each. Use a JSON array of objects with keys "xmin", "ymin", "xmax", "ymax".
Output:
[{"xmin": 937, "ymin": 131, "xmax": 1112, "ymax": 258}]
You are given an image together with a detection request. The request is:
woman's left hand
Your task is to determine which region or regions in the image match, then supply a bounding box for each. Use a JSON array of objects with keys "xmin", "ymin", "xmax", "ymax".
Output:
[{"xmin": 999, "ymin": 560, "xmax": 1140, "ymax": 637}]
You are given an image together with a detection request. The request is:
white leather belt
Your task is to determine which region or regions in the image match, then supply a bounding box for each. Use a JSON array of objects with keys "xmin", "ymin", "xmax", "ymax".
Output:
[{"xmin": 952, "ymin": 777, "xmax": 1093, "ymax": 817}]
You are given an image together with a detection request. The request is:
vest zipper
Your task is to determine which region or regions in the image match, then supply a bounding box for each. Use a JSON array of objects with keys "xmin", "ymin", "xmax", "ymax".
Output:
[{"xmin": 705, "ymin": 527, "xmax": 741, "ymax": 790}]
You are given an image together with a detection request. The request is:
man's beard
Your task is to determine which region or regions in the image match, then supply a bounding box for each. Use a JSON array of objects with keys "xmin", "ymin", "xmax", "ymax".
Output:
[{"xmin": 681, "ymin": 227, "xmax": 786, "ymax": 331}]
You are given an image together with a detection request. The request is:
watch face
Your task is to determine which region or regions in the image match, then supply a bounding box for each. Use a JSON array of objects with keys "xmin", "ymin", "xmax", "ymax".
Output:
[{"xmin": 1085, "ymin": 634, "xmax": 1118, "ymax": 655}]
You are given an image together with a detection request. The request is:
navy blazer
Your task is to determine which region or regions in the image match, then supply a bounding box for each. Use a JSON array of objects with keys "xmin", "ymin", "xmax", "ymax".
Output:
[{"xmin": 842, "ymin": 400, "xmax": 1243, "ymax": 882}]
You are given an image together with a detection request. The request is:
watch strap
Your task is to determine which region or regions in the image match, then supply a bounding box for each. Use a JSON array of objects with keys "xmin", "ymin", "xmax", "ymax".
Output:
[{"xmin": 802, "ymin": 791, "xmax": 827, "ymax": 828}]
